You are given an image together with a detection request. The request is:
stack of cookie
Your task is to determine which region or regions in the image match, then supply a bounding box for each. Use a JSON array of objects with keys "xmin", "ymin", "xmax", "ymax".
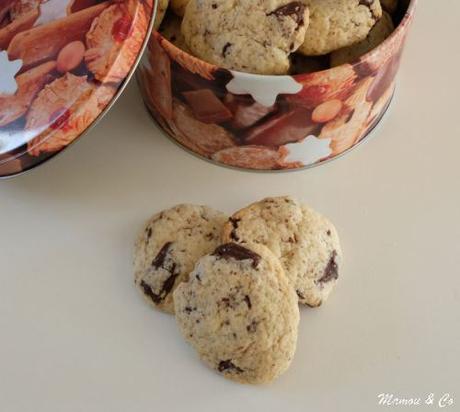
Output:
[
  {"xmin": 154, "ymin": 0, "xmax": 399, "ymax": 75},
  {"xmin": 134, "ymin": 197, "xmax": 343, "ymax": 384}
]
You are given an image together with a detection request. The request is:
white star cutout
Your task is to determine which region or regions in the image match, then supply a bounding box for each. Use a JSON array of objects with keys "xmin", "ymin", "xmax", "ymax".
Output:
[
  {"xmin": 281, "ymin": 135, "xmax": 332, "ymax": 166},
  {"xmin": 0, "ymin": 51, "xmax": 23, "ymax": 95},
  {"xmin": 226, "ymin": 72, "xmax": 303, "ymax": 107},
  {"xmin": 35, "ymin": 0, "xmax": 71, "ymax": 26}
]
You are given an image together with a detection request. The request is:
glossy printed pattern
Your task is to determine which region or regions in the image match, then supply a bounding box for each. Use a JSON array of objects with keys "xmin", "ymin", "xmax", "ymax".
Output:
[
  {"xmin": 138, "ymin": 1, "xmax": 414, "ymax": 171},
  {"xmin": 0, "ymin": 0, "xmax": 154, "ymax": 177}
]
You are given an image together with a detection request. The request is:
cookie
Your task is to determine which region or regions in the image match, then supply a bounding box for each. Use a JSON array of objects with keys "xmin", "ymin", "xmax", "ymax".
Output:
[
  {"xmin": 298, "ymin": 0, "xmax": 382, "ymax": 56},
  {"xmin": 331, "ymin": 12, "xmax": 395, "ymax": 67},
  {"xmin": 171, "ymin": 0, "xmax": 190, "ymax": 16},
  {"xmin": 181, "ymin": 0, "xmax": 309, "ymax": 75},
  {"xmin": 159, "ymin": 12, "xmax": 190, "ymax": 52},
  {"xmin": 294, "ymin": 205, "xmax": 343, "ymax": 306},
  {"xmin": 174, "ymin": 243, "xmax": 299, "ymax": 384},
  {"xmin": 381, "ymin": 0, "xmax": 398, "ymax": 14},
  {"xmin": 222, "ymin": 197, "xmax": 342, "ymax": 306},
  {"xmin": 134, "ymin": 204, "xmax": 228, "ymax": 314},
  {"xmin": 154, "ymin": 0, "xmax": 168, "ymax": 29}
]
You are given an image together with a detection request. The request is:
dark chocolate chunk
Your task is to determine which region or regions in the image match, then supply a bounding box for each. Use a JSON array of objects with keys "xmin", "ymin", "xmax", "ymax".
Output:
[
  {"xmin": 318, "ymin": 251, "xmax": 339, "ymax": 284},
  {"xmin": 220, "ymin": 297, "xmax": 232, "ymax": 308},
  {"xmin": 213, "ymin": 243, "xmax": 261, "ymax": 268},
  {"xmin": 268, "ymin": 2, "xmax": 306, "ymax": 25},
  {"xmin": 218, "ymin": 360, "xmax": 244, "ymax": 373},
  {"xmin": 152, "ymin": 242, "xmax": 173, "ymax": 269},
  {"xmin": 142, "ymin": 242, "xmax": 180, "ymax": 304},
  {"xmin": 246, "ymin": 320, "xmax": 258, "ymax": 333},
  {"xmin": 229, "ymin": 217, "xmax": 240, "ymax": 241},
  {"xmin": 244, "ymin": 295, "xmax": 252, "ymax": 309},
  {"xmin": 140, "ymin": 281, "xmax": 160, "ymax": 303},
  {"xmin": 140, "ymin": 269, "xmax": 179, "ymax": 304},
  {"xmin": 222, "ymin": 42, "xmax": 232, "ymax": 57}
]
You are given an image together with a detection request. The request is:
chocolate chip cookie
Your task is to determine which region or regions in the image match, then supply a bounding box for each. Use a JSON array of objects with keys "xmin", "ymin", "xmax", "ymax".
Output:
[
  {"xmin": 222, "ymin": 197, "xmax": 342, "ymax": 307},
  {"xmin": 134, "ymin": 204, "xmax": 228, "ymax": 314},
  {"xmin": 181, "ymin": 0, "xmax": 310, "ymax": 74},
  {"xmin": 299, "ymin": 0, "xmax": 382, "ymax": 56},
  {"xmin": 174, "ymin": 243, "xmax": 299, "ymax": 384},
  {"xmin": 331, "ymin": 11, "xmax": 395, "ymax": 67}
]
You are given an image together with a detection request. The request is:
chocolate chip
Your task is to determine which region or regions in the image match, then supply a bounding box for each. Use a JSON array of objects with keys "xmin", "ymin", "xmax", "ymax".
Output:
[
  {"xmin": 326, "ymin": 230, "xmax": 332, "ymax": 237},
  {"xmin": 140, "ymin": 281, "xmax": 159, "ymax": 303},
  {"xmin": 146, "ymin": 227, "xmax": 152, "ymax": 239},
  {"xmin": 218, "ymin": 360, "xmax": 244, "ymax": 373},
  {"xmin": 268, "ymin": 2, "xmax": 306, "ymax": 25},
  {"xmin": 244, "ymin": 295, "xmax": 252, "ymax": 309},
  {"xmin": 246, "ymin": 320, "xmax": 258, "ymax": 333},
  {"xmin": 318, "ymin": 251, "xmax": 339, "ymax": 284},
  {"xmin": 142, "ymin": 242, "xmax": 180, "ymax": 304},
  {"xmin": 220, "ymin": 297, "xmax": 232, "ymax": 308},
  {"xmin": 229, "ymin": 218, "xmax": 240, "ymax": 241},
  {"xmin": 140, "ymin": 269, "xmax": 179, "ymax": 305},
  {"xmin": 213, "ymin": 243, "xmax": 261, "ymax": 268},
  {"xmin": 222, "ymin": 42, "xmax": 232, "ymax": 57},
  {"xmin": 152, "ymin": 242, "xmax": 173, "ymax": 269}
]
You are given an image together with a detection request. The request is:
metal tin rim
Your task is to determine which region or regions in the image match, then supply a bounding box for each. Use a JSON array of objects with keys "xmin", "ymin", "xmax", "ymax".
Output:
[
  {"xmin": 149, "ymin": 0, "xmax": 417, "ymax": 81},
  {"xmin": 0, "ymin": 1, "xmax": 158, "ymax": 180}
]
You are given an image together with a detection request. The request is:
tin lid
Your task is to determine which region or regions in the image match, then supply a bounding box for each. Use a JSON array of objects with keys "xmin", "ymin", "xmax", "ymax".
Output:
[{"xmin": 0, "ymin": 0, "xmax": 156, "ymax": 178}]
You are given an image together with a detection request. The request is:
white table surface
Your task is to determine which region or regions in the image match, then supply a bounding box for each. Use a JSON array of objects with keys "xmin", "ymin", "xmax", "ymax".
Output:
[{"xmin": 1, "ymin": 2, "xmax": 459, "ymax": 411}]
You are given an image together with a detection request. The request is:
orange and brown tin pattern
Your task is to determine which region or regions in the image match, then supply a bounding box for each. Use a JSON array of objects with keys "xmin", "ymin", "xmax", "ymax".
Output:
[
  {"xmin": 0, "ymin": 0, "xmax": 155, "ymax": 178},
  {"xmin": 138, "ymin": 0, "xmax": 416, "ymax": 171}
]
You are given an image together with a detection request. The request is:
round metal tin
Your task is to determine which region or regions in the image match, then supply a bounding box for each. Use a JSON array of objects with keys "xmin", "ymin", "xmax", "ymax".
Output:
[
  {"xmin": 0, "ymin": 0, "xmax": 156, "ymax": 178},
  {"xmin": 137, "ymin": 0, "xmax": 417, "ymax": 172}
]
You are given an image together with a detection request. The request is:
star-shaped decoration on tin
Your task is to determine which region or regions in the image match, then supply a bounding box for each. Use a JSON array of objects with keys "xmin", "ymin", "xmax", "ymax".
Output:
[
  {"xmin": 281, "ymin": 135, "xmax": 332, "ymax": 166},
  {"xmin": 0, "ymin": 51, "xmax": 22, "ymax": 95},
  {"xmin": 35, "ymin": 0, "xmax": 71, "ymax": 26}
]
